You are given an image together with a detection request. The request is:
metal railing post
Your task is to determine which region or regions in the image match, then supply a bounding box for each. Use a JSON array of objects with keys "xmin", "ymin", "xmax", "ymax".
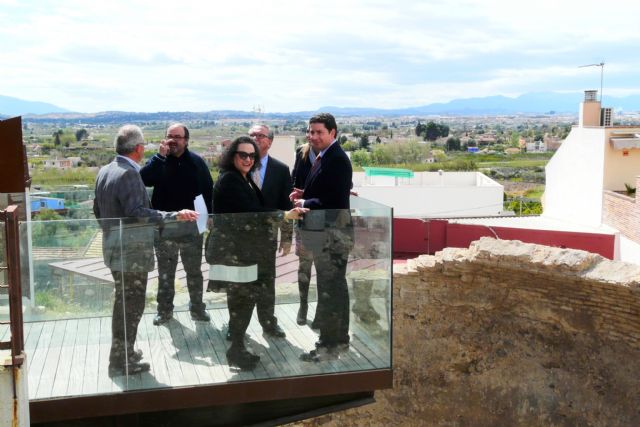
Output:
[{"xmin": 0, "ymin": 204, "xmax": 25, "ymax": 367}]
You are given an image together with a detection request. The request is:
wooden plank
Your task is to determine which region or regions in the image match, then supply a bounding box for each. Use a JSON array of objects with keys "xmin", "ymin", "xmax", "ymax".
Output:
[
  {"xmin": 97, "ymin": 316, "xmax": 121, "ymax": 394},
  {"xmin": 191, "ymin": 309, "xmax": 232, "ymax": 384},
  {"xmin": 50, "ymin": 319, "xmax": 79, "ymax": 398},
  {"xmin": 185, "ymin": 309, "xmax": 230, "ymax": 384},
  {"xmin": 154, "ymin": 314, "xmax": 186, "ymax": 387},
  {"xmin": 35, "ymin": 320, "xmax": 68, "ymax": 399},
  {"xmin": 66, "ymin": 318, "xmax": 89, "ymax": 396},
  {"xmin": 141, "ymin": 312, "xmax": 171, "ymax": 388},
  {"xmin": 174, "ymin": 311, "xmax": 215, "ymax": 385},
  {"xmin": 24, "ymin": 321, "xmax": 45, "ymax": 398},
  {"xmin": 166, "ymin": 312, "xmax": 201, "ymax": 386},
  {"xmin": 135, "ymin": 311, "xmax": 158, "ymax": 390},
  {"xmin": 81, "ymin": 317, "xmax": 101, "ymax": 395}
]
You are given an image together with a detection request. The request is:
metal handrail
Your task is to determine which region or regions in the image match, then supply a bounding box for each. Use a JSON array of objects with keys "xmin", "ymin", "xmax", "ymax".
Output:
[{"xmin": 0, "ymin": 205, "xmax": 25, "ymax": 367}]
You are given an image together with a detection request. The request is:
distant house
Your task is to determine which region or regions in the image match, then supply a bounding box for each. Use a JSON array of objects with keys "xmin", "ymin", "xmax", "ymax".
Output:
[
  {"xmin": 30, "ymin": 196, "xmax": 65, "ymax": 214},
  {"xmin": 43, "ymin": 158, "xmax": 72, "ymax": 169},
  {"xmin": 525, "ymin": 141, "xmax": 547, "ymax": 152}
]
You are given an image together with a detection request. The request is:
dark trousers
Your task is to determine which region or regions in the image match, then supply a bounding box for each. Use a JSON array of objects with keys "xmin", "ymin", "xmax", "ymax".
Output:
[
  {"xmin": 307, "ymin": 230, "xmax": 351, "ymax": 347},
  {"xmin": 255, "ymin": 249, "xmax": 277, "ymax": 330},
  {"xmin": 227, "ymin": 282, "xmax": 258, "ymax": 346},
  {"xmin": 155, "ymin": 233, "xmax": 205, "ymax": 314},
  {"xmin": 109, "ymin": 271, "xmax": 148, "ymax": 366},
  {"xmin": 297, "ymin": 250, "xmax": 314, "ymax": 305}
]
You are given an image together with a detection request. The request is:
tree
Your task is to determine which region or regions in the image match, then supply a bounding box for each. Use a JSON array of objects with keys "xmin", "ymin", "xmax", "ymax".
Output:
[
  {"xmin": 75, "ymin": 128, "xmax": 89, "ymax": 141},
  {"xmin": 359, "ymin": 135, "xmax": 370, "ymax": 150},
  {"xmin": 350, "ymin": 149, "xmax": 370, "ymax": 166},
  {"xmin": 371, "ymin": 144, "xmax": 393, "ymax": 165},
  {"xmin": 423, "ymin": 121, "xmax": 450, "ymax": 141},
  {"xmin": 445, "ymin": 137, "xmax": 461, "ymax": 151}
]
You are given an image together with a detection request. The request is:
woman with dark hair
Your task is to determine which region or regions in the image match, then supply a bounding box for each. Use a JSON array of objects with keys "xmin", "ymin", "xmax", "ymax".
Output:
[{"xmin": 206, "ymin": 136, "xmax": 306, "ymax": 370}]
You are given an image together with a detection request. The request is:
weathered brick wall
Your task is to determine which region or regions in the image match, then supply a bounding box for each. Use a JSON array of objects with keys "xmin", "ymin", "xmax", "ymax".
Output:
[
  {"xmin": 602, "ymin": 175, "xmax": 640, "ymax": 244},
  {"xmin": 294, "ymin": 238, "xmax": 640, "ymax": 426}
]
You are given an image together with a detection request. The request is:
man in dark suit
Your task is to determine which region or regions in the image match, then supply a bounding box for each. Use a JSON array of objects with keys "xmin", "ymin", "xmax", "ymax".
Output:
[
  {"xmin": 247, "ymin": 124, "xmax": 293, "ymax": 338},
  {"xmin": 94, "ymin": 124, "xmax": 197, "ymax": 377},
  {"xmin": 140, "ymin": 123, "xmax": 213, "ymax": 326},
  {"xmin": 292, "ymin": 113, "xmax": 353, "ymax": 362}
]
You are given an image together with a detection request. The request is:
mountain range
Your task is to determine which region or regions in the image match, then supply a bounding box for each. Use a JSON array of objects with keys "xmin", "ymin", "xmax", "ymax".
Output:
[
  {"xmin": 0, "ymin": 95, "xmax": 70, "ymax": 116},
  {"xmin": 2, "ymin": 92, "xmax": 639, "ymax": 119}
]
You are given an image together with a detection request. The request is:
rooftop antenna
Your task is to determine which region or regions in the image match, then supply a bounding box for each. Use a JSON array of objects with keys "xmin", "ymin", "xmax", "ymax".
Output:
[{"xmin": 578, "ymin": 62, "xmax": 605, "ymax": 102}]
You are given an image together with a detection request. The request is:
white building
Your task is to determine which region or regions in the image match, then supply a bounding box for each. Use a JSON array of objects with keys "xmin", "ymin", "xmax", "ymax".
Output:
[
  {"xmin": 352, "ymin": 169, "xmax": 504, "ymax": 218},
  {"xmin": 544, "ymin": 90, "xmax": 640, "ymax": 262}
]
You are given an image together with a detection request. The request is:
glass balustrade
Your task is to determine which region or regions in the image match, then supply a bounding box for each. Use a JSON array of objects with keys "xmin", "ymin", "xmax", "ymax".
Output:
[{"xmin": 17, "ymin": 196, "xmax": 392, "ymax": 399}]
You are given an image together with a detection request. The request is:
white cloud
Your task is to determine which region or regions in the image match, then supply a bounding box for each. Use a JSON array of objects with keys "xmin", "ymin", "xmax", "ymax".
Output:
[{"xmin": 1, "ymin": 0, "xmax": 639, "ymax": 112}]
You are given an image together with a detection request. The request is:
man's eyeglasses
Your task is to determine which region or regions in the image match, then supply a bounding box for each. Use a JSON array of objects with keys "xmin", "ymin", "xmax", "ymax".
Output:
[
  {"xmin": 235, "ymin": 151, "xmax": 257, "ymax": 161},
  {"xmin": 249, "ymin": 133, "xmax": 268, "ymax": 139},
  {"xmin": 166, "ymin": 134, "xmax": 186, "ymax": 140}
]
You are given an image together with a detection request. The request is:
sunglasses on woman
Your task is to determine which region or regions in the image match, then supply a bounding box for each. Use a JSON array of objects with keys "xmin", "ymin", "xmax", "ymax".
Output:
[{"xmin": 235, "ymin": 151, "xmax": 256, "ymax": 161}]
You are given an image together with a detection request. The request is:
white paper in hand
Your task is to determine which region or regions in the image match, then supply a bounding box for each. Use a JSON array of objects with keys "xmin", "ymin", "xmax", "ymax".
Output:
[{"xmin": 194, "ymin": 194, "xmax": 208, "ymax": 234}]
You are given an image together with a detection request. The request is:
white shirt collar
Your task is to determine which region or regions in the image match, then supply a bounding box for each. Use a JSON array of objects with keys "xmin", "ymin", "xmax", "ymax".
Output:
[{"xmin": 318, "ymin": 140, "xmax": 337, "ymax": 158}]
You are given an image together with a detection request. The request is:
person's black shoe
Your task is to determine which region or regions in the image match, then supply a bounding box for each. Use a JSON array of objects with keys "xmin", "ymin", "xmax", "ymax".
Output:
[
  {"xmin": 226, "ymin": 348, "xmax": 259, "ymax": 371},
  {"xmin": 300, "ymin": 347, "xmax": 336, "ymax": 363},
  {"xmin": 191, "ymin": 310, "xmax": 211, "ymax": 322},
  {"xmin": 310, "ymin": 318, "xmax": 321, "ymax": 329},
  {"xmin": 263, "ymin": 324, "xmax": 286, "ymax": 338},
  {"xmin": 129, "ymin": 349, "xmax": 143, "ymax": 363},
  {"xmin": 153, "ymin": 312, "xmax": 172, "ymax": 326},
  {"xmin": 296, "ymin": 303, "xmax": 308, "ymax": 325},
  {"xmin": 108, "ymin": 361, "xmax": 150, "ymax": 377}
]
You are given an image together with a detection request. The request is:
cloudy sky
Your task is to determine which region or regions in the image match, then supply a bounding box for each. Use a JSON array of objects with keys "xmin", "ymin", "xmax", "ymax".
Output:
[{"xmin": 1, "ymin": 0, "xmax": 638, "ymax": 113}]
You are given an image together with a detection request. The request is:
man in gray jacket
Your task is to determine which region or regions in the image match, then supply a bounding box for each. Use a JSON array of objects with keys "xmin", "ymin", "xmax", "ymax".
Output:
[{"xmin": 94, "ymin": 124, "xmax": 197, "ymax": 377}]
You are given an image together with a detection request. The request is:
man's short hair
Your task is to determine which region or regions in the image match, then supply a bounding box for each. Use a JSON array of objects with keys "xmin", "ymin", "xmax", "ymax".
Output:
[
  {"xmin": 252, "ymin": 124, "xmax": 274, "ymax": 141},
  {"xmin": 309, "ymin": 112, "xmax": 337, "ymax": 135},
  {"xmin": 169, "ymin": 123, "xmax": 190, "ymax": 141},
  {"xmin": 115, "ymin": 125, "xmax": 145, "ymax": 155}
]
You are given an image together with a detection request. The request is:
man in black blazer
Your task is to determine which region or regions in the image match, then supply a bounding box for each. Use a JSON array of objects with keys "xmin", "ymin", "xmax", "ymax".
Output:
[
  {"xmin": 140, "ymin": 123, "xmax": 213, "ymax": 326},
  {"xmin": 248, "ymin": 124, "xmax": 293, "ymax": 338},
  {"xmin": 292, "ymin": 113, "xmax": 353, "ymax": 362}
]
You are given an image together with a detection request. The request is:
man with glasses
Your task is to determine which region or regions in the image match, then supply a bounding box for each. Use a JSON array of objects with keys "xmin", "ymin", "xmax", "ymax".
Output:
[
  {"xmin": 243, "ymin": 124, "xmax": 293, "ymax": 338},
  {"xmin": 94, "ymin": 124, "xmax": 198, "ymax": 376},
  {"xmin": 141, "ymin": 123, "xmax": 213, "ymax": 325}
]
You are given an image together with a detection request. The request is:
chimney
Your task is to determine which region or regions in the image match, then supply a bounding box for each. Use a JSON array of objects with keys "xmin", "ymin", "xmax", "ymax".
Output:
[{"xmin": 579, "ymin": 90, "xmax": 602, "ymax": 127}]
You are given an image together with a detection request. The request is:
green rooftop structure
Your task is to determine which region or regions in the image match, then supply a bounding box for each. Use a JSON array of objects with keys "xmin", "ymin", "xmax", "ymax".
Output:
[{"xmin": 363, "ymin": 167, "xmax": 414, "ymax": 179}]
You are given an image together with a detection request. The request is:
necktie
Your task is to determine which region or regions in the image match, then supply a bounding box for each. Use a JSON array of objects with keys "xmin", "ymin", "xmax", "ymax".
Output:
[
  {"xmin": 310, "ymin": 155, "xmax": 321, "ymax": 175},
  {"xmin": 252, "ymin": 169, "xmax": 262, "ymax": 189}
]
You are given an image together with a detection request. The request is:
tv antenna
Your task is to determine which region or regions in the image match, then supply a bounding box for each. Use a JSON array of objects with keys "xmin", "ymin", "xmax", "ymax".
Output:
[{"xmin": 578, "ymin": 62, "xmax": 605, "ymax": 102}]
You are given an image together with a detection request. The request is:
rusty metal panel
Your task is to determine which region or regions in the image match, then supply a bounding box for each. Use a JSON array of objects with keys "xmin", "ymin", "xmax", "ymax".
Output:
[{"xmin": 0, "ymin": 117, "xmax": 30, "ymax": 193}]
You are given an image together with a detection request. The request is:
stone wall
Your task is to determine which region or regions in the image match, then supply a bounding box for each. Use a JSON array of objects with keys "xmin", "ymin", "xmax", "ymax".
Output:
[{"xmin": 294, "ymin": 237, "xmax": 640, "ymax": 426}]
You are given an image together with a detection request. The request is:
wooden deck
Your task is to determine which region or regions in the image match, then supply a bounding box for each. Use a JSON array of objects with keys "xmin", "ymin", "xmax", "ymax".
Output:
[{"xmin": 1, "ymin": 300, "xmax": 390, "ymax": 401}]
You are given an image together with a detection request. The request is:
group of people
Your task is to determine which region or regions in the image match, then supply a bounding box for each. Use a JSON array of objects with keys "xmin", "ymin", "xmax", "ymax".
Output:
[{"xmin": 93, "ymin": 113, "xmax": 354, "ymax": 376}]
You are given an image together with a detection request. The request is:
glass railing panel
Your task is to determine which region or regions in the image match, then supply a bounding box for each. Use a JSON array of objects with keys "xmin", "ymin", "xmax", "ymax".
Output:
[{"xmin": 18, "ymin": 202, "xmax": 392, "ymax": 397}]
